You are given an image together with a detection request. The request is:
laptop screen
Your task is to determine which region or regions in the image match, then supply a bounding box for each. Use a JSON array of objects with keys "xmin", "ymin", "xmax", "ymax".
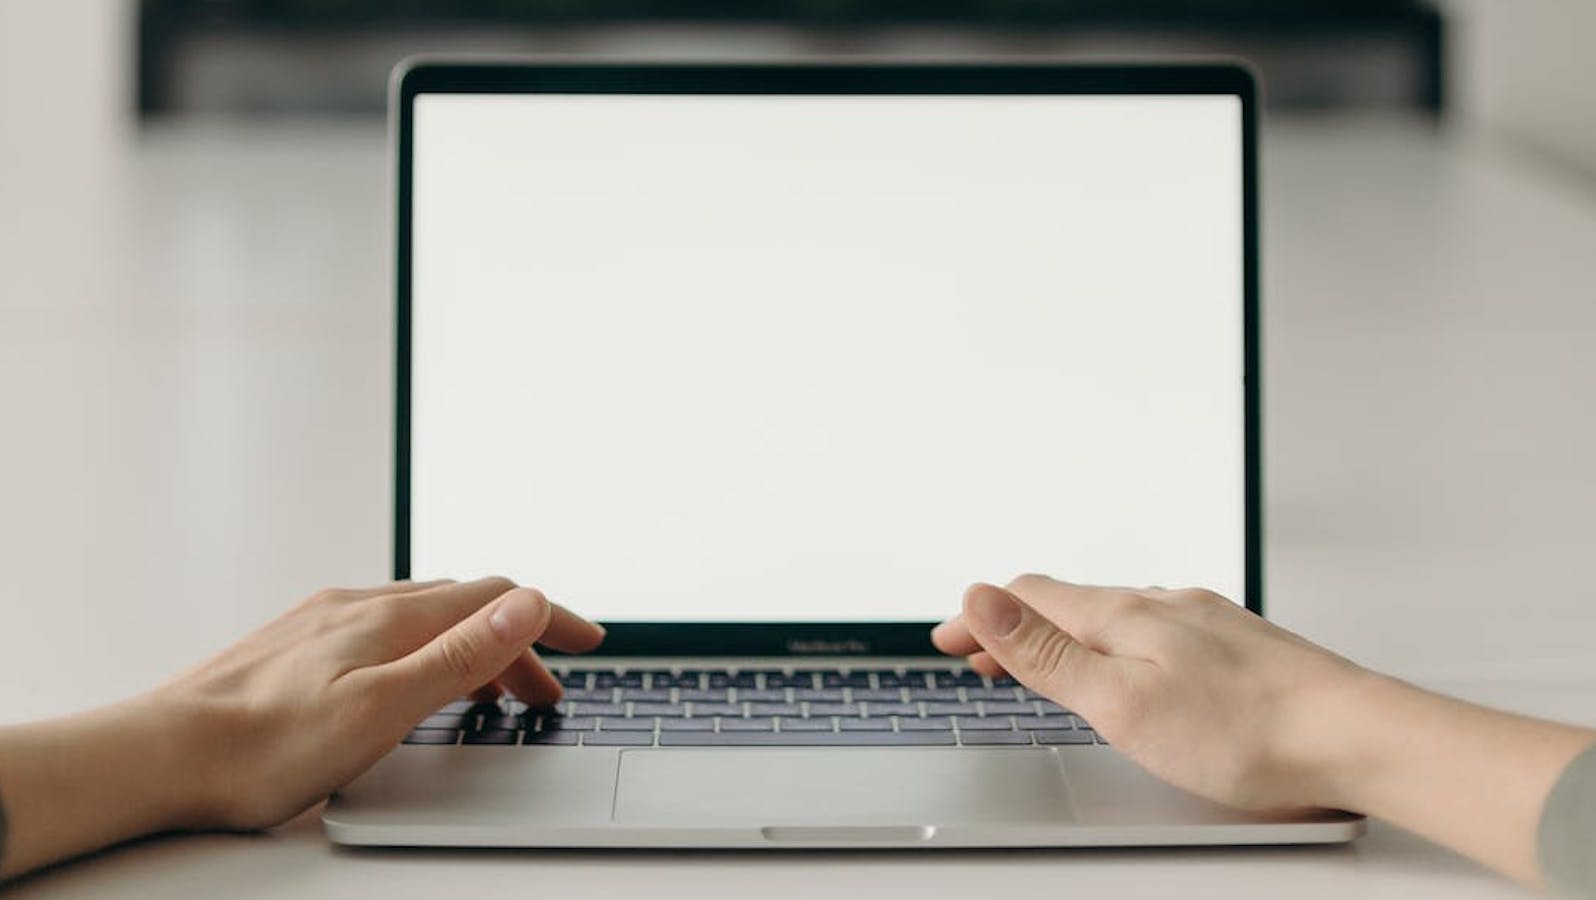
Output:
[{"xmin": 407, "ymin": 89, "xmax": 1246, "ymax": 624}]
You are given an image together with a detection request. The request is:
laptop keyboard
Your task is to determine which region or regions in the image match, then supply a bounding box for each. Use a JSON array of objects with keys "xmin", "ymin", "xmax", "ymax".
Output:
[{"xmin": 402, "ymin": 667, "xmax": 1104, "ymax": 748}]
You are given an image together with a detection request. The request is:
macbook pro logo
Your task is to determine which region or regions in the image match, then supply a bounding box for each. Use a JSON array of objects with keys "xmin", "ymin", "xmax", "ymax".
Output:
[{"xmin": 786, "ymin": 638, "xmax": 871, "ymax": 655}]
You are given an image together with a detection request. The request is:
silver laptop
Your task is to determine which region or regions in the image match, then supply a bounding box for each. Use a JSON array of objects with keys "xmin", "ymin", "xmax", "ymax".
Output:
[{"xmin": 324, "ymin": 60, "xmax": 1361, "ymax": 849}]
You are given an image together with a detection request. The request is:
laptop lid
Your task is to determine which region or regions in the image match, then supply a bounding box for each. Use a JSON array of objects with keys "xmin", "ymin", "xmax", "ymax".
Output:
[{"xmin": 393, "ymin": 61, "xmax": 1260, "ymax": 658}]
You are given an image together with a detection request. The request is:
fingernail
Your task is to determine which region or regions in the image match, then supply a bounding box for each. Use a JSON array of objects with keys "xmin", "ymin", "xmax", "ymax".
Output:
[
  {"xmin": 489, "ymin": 589, "xmax": 543, "ymax": 643},
  {"xmin": 969, "ymin": 587, "xmax": 1023, "ymax": 637}
]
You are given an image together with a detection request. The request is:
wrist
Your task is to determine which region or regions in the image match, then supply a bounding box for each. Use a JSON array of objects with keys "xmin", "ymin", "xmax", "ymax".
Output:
[
  {"xmin": 0, "ymin": 698, "xmax": 218, "ymax": 878},
  {"xmin": 1286, "ymin": 665, "xmax": 1416, "ymax": 813},
  {"xmin": 132, "ymin": 689, "xmax": 243, "ymax": 831}
]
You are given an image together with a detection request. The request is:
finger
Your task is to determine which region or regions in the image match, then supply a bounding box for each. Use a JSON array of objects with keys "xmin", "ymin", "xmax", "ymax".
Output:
[
  {"xmin": 330, "ymin": 579, "xmax": 456, "ymax": 601},
  {"xmin": 495, "ymin": 648, "xmax": 565, "ymax": 708},
  {"xmin": 532, "ymin": 603, "xmax": 607, "ymax": 654},
  {"xmin": 371, "ymin": 577, "xmax": 604, "ymax": 658},
  {"xmin": 960, "ymin": 583, "xmax": 1118, "ymax": 717},
  {"xmin": 966, "ymin": 650, "xmax": 1008, "ymax": 679},
  {"xmin": 374, "ymin": 579, "xmax": 456, "ymax": 595},
  {"xmin": 360, "ymin": 586, "xmax": 556, "ymax": 724},
  {"xmin": 1005, "ymin": 574, "xmax": 1165, "ymax": 655},
  {"xmin": 469, "ymin": 681, "xmax": 502, "ymax": 705},
  {"xmin": 364, "ymin": 576, "xmax": 525, "ymax": 656},
  {"xmin": 931, "ymin": 616, "xmax": 982, "ymax": 657}
]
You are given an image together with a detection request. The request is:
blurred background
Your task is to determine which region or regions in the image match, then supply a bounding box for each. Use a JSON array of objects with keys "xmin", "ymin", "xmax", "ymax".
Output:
[{"xmin": 1, "ymin": 2, "xmax": 1594, "ymax": 718}]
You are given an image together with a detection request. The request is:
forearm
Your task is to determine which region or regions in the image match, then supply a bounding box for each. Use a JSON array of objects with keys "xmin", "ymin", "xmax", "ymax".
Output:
[
  {"xmin": 0, "ymin": 697, "xmax": 206, "ymax": 880},
  {"xmin": 1321, "ymin": 672, "xmax": 1596, "ymax": 886}
]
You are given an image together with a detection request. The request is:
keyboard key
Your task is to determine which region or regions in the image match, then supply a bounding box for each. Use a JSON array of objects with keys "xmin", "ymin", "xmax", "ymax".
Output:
[
  {"xmin": 749, "ymin": 703, "xmax": 804, "ymax": 717},
  {"xmin": 737, "ymin": 689, "xmax": 788, "ymax": 702},
  {"xmin": 805, "ymin": 703, "xmax": 861, "ymax": 717},
  {"xmin": 964, "ymin": 687, "xmax": 1021, "ymax": 701},
  {"xmin": 556, "ymin": 671, "xmax": 589, "ymax": 689},
  {"xmin": 897, "ymin": 716, "xmax": 953, "ymax": 731},
  {"xmin": 583, "ymin": 732, "xmax": 656, "ymax": 746},
  {"xmin": 1013, "ymin": 716, "xmax": 1060, "ymax": 731},
  {"xmin": 620, "ymin": 689, "xmax": 673, "ymax": 702},
  {"xmin": 708, "ymin": 673, "xmax": 758, "ymax": 689},
  {"xmin": 980, "ymin": 702, "xmax": 1036, "ymax": 715},
  {"xmin": 646, "ymin": 672, "xmax": 700, "ymax": 689},
  {"xmin": 925, "ymin": 702, "xmax": 978, "ymax": 716},
  {"xmin": 906, "ymin": 689, "xmax": 960, "ymax": 702},
  {"xmin": 792, "ymin": 689, "xmax": 846, "ymax": 702},
  {"xmin": 839, "ymin": 717, "xmax": 892, "ymax": 731},
  {"xmin": 535, "ymin": 716, "xmax": 596, "ymax": 731},
  {"xmin": 569, "ymin": 702, "xmax": 626, "ymax": 717},
  {"xmin": 777, "ymin": 717, "xmax": 837, "ymax": 732},
  {"xmin": 992, "ymin": 676, "xmax": 1020, "ymax": 687},
  {"xmin": 719, "ymin": 717, "xmax": 776, "ymax": 732},
  {"xmin": 660, "ymin": 717, "xmax": 716, "ymax": 731},
  {"xmin": 689, "ymin": 703, "xmax": 742, "ymax": 717},
  {"xmin": 960, "ymin": 731, "xmax": 1033, "ymax": 746},
  {"xmin": 764, "ymin": 673, "xmax": 815, "ymax": 689},
  {"xmin": 822, "ymin": 672, "xmax": 871, "ymax": 688},
  {"xmin": 598, "ymin": 717, "xmax": 658, "ymax": 732},
  {"xmin": 462, "ymin": 729, "xmax": 518, "ymax": 745},
  {"xmin": 875, "ymin": 673, "xmax": 925, "ymax": 689},
  {"xmin": 954, "ymin": 716, "xmax": 1015, "ymax": 731},
  {"xmin": 418, "ymin": 713, "xmax": 467, "ymax": 730},
  {"xmin": 865, "ymin": 702, "xmax": 920, "ymax": 717},
  {"xmin": 563, "ymin": 688, "xmax": 617, "ymax": 703},
  {"xmin": 1035, "ymin": 729, "xmax": 1095, "ymax": 745},
  {"xmin": 523, "ymin": 729, "xmax": 579, "ymax": 745},
  {"xmin": 679, "ymin": 689, "xmax": 730, "ymax": 702},
  {"xmin": 593, "ymin": 672, "xmax": 644, "ymax": 688},
  {"xmin": 403, "ymin": 728, "xmax": 459, "ymax": 745},
  {"xmin": 852, "ymin": 689, "xmax": 904, "ymax": 702},
  {"xmin": 659, "ymin": 731, "xmax": 956, "ymax": 747},
  {"xmin": 1036, "ymin": 700, "xmax": 1072, "ymax": 715},
  {"xmin": 630, "ymin": 703, "xmax": 686, "ymax": 717},
  {"xmin": 935, "ymin": 671, "xmax": 985, "ymax": 688}
]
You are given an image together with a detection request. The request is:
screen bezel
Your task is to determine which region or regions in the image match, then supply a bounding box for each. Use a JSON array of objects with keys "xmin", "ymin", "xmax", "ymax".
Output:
[{"xmin": 392, "ymin": 60, "xmax": 1262, "ymax": 657}]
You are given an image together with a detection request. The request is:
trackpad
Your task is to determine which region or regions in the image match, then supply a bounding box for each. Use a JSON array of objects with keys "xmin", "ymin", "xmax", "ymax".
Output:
[{"xmin": 612, "ymin": 749, "xmax": 1074, "ymax": 826}]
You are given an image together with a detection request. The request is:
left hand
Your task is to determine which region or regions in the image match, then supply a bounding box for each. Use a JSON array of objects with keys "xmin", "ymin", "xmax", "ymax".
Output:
[
  {"xmin": 0, "ymin": 577, "xmax": 604, "ymax": 880},
  {"xmin": 160, "ymin": 577, "xmax": 605, "ymax": 829}
]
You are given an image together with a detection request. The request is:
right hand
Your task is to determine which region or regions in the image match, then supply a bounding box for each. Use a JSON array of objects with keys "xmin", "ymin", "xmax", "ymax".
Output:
[{"xmin": 932, "ymin": 574, "xmax": 1376, "ymax": 812}]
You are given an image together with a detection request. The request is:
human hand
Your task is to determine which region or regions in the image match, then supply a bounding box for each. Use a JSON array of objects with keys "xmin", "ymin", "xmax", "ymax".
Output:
[
  {"xmin": 932, "ymin": 575, "xmax": 1374, "ymax": 812},
  {"xmin": 0, "ymin": 577, "xmax": 604, "ymax": 879},
  {"xmin": 150, "ymin": 577, "xmax": 604, "ymax": 830}
]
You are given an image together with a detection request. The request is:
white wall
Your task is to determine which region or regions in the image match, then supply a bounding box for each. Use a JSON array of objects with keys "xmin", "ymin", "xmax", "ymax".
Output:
[
  {"xmin": 0, "ymin": 1, "xmax": 134, "ymax": 299},
  {"xmin": 1446, "ymin": 0, "xmax": 1596, "ymax": 180}
]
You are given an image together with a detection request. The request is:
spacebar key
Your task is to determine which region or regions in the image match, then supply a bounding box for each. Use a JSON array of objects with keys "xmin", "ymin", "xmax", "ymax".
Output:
[{"xmin": 658, "ymin": 731, "xmax": 956, "ymax": 747}]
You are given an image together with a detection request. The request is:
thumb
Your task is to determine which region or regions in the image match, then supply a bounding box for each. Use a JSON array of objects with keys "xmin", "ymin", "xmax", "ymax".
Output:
[
  {"xmin": 961, "ymin": 582, "xmax": 1111, "ymax": 716},
  {"xmin": 382, "ymin": 586, "xmax": 553, "ymax": 720}
]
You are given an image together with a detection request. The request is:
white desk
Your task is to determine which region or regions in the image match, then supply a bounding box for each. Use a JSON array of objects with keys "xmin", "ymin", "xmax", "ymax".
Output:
[{"xmin": 2, "ymin": 115, "xmax": 1595, "ymax": 897}]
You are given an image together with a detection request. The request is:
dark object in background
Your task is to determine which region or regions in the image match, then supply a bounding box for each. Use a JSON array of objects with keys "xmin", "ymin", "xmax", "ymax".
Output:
[{"xmin": 136, "ymin": 0, "xmax": 1444, "ymax": 117}]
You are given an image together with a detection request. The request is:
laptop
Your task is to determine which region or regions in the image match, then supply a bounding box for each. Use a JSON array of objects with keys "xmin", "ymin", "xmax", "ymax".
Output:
[{"xmin": 323, "ymin": 60, "xmax": 1362, "ymax": 849}]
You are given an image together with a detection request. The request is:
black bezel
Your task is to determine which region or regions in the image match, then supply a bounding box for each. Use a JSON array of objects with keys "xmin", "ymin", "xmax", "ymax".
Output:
[{"xmin": 392, "ymin": 60, "xmax": 1262, "ymax": 657}]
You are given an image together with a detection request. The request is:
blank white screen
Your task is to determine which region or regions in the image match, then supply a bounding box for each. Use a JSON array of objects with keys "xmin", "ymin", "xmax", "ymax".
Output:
[{"xmin": 410, "ymin": 93, "xmax": 1244, "ymax": 621}]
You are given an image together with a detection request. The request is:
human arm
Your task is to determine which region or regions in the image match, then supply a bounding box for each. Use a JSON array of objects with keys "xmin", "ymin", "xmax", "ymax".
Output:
[
  {"xmin": 932, "ymin": 575, "xmax": 1596, "ymax": 888},
  {"xmin": 0, "ymin": 577, "xmax": 603, "ymax": 880}
]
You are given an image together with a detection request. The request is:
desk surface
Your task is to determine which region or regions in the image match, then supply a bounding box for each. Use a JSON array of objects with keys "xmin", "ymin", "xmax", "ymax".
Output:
[{"xmin": 2, "ymin": 115, "xmax": 1595, "ymax": 898}]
